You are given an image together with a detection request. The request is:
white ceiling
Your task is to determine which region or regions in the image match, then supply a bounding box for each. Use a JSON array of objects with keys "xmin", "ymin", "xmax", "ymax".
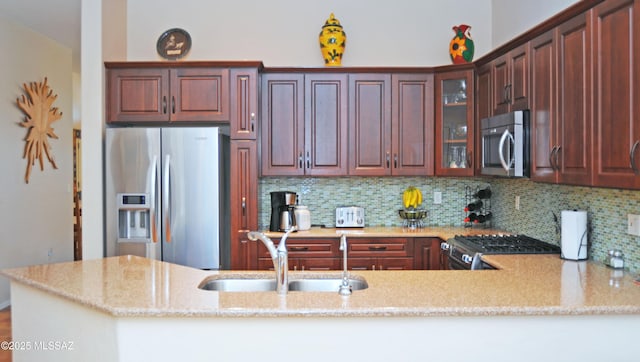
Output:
[{"xmin": 0, "ymin": 0, "xmax": 81, "ymax": 71}]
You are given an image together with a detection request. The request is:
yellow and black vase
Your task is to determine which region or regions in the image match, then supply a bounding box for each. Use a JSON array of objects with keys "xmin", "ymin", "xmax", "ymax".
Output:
[{"xmin": 319, "ymin": 13, "xmax": 346, "ymax": 66}]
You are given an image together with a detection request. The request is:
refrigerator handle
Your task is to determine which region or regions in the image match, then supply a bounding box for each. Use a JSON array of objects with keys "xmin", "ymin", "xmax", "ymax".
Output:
[
  {"xmin": 163, "ymin": 154, "xmax": 172, "ymax": 243},
  {"xmin": 151, "ymin": 155, "xmax": 159, "ymax": 243}
]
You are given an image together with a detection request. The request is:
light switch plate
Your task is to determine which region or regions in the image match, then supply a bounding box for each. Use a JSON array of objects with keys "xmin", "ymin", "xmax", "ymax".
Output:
[
  {"xmin": 433, "ymin": 191, "xmax": 442, "ymax": 205},
  {"xmin": 627, "ymin": 214, "xmax": 640, "ymax": 236}
]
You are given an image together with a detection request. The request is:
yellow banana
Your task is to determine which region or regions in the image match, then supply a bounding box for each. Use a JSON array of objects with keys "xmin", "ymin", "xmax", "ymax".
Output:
[
  {"xmin": 403, "ymin": 186, "xmax": 423, "ymax": 209},
  {"xmin": 415, "ymin": 188, "xmax": 422, "ymax": 207}
]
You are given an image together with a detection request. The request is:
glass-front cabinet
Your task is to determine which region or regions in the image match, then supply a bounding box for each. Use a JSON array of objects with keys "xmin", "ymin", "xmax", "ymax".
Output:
[{"xmin": 435, "ymin": 68, "xmax": 474, "ymax": 176}]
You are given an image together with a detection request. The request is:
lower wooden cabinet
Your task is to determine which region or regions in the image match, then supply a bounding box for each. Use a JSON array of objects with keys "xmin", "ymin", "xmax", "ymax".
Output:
[
  {"xmin": 413, "ymin": 238, "xmax": 445, "ymax": 270},
  {"xmin": 255, "ymin": 236, "xmax": 442, "ymax": 271}
]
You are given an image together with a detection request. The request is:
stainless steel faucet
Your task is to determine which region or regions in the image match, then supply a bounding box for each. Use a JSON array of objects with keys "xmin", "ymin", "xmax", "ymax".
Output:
[
  {"xmin": 338, "ymin": 233, "xmax": 352, "ymax": 296},
  {"xmin": 247, "ymin": 227, "xmax": 297, "ymax": 294}
]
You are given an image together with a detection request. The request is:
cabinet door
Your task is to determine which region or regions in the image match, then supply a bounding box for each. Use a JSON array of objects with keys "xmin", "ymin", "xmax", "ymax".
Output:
[
  {"xmin": 261, "ymin": 73, "xmax": 305, "ymax": 176},
  {"xmin": 413, "ymin": 238, "xmax": 441, "ymax": 270},
  {"xmin": 491, "ymin": 44, "xmax": 529, "ymax": 114},
  {"xmin": 392, "ymin": 73, "xmax": 435, "ymax": 176},
  {"xmin": 492, "ymin": 54, "xmax": 510, "ymax": 115},
  {"xmin": 107, "ymin": 68, "xmax": 170, "ymax": 123},
  {"xmin": 170, "ymin": 68, "xmax": 229, "ymax": 122},
  {"xmin": 348, "ymin": 74, "xmax": 392, "ymax": 175},
  {"xmin": 509, "ymin": 44, "xmax": 530, "ymax": 111},
  {"xmin": 229, "ymin": 140, "xmax": 258, "ymax": 270},
  {"xmin": 530, "ymin": 30, "xmax": 557, "ymax": 183},
  {"xmin": 305, "ymin": 74, "xmax": 349, "ymax": 176},
  {"xmin": 435, "ymin": 69, "xmax": 474, "ymax": 176},
  {"xmin": 293, "ymin": 258, "xmax": 341, "ymax": 271},
  {"xmin": 592, "ymin": 0, "xmax": 640, "ymax": 189},
  {"xmin": 475, "ymin": 63, "xmax": 492, "ymax": 175},
  {"xmin": 230, "ymin": 68, "xmax": 258, "ymax": 139},
  {"xmin": 556, "ymin": 13, "xmax": 591, "ymax": 185},
  {"xmin": 378, "ymin": 258, "xmax": 414, "ymax": 270}
]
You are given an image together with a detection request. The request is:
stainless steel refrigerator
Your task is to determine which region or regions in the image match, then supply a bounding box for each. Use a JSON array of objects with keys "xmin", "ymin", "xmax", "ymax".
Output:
[{"xmin": 105, "ymin": 127, "xmax": 230, "ymax": 270}]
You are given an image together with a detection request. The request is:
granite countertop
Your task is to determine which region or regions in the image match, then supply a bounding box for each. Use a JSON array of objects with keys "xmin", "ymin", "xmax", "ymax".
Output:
[
  {"xmin": 263, "ymin": 225, "xmax": 508, "ymax": 240},
  {"xmin": 3, "ymin": 244, "xmax": 640, "ymax": 318}
]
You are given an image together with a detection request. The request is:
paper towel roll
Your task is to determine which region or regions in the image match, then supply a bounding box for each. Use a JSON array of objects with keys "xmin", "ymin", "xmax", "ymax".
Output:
[{"xmin": 561, "ymin": 210, "xmax": 588, "ymax": 260}]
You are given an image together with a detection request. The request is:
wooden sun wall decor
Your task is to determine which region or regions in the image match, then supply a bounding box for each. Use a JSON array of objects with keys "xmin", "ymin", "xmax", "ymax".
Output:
[{"xmin": 16, "ymin": 77, "xmax": 62, "ymax": 183}]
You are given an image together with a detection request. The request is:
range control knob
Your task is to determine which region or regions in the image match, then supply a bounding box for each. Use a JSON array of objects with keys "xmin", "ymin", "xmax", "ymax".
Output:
[
  {"xmin": 461, "ymin": 254, "xmax": 474, "ymax": 264},
  {"xmin": 440, "ymin": 242, "xmax": 450, "ymax": 251}
]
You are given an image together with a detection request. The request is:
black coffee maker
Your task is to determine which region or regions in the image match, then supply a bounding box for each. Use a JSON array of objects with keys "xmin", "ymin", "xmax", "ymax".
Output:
[{"xmin": 270, "ymin": 191, "xmax": 298, "ymax": 231}]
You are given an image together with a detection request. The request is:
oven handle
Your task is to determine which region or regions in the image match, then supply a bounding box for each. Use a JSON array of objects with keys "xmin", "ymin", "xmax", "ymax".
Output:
[{"xmin": 498, "ymin": 129, "xmax": 515, "ymax": 172}]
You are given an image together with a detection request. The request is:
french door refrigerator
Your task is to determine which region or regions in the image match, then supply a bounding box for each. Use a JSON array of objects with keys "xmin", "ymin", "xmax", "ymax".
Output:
[{"xmin": 105, "ymin": 127, "xmax": 230, "ymax": 270}]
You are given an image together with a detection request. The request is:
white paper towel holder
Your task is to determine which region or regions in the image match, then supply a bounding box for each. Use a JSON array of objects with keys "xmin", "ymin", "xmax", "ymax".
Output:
[{"xmin": 560, "ymin": 209, "xmax": 588, "ymax": 261}]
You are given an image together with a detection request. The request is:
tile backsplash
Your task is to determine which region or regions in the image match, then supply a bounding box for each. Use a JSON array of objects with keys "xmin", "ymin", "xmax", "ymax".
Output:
[{"xmin": 259, "ymin": 176, "xmax": 640, "ymax": 274}]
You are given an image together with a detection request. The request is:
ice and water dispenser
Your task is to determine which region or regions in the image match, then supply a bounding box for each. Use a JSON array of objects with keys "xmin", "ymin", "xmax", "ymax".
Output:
[{"xmin": 117, "ymin": 193, "xmax": 152, "ymax": 242}]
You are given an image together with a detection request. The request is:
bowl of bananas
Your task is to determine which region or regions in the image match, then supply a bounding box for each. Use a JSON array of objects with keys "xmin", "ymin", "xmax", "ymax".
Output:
[{"xmin": 399, "ymin": 186, "xmax": 427, "ymax": 229}]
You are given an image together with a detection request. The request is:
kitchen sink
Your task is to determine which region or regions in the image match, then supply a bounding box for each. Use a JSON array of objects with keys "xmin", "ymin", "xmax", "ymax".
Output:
[
  {"xmin": 198, "ymin": 277, "xmax": 277, "ymax": 292},
  {"xmin": 288, "ymin": 276, "xmax": 368, "ymax": 292},
  {"xmin": 198, "ymin": 274, "xmax": 368, "ymax": 293}
]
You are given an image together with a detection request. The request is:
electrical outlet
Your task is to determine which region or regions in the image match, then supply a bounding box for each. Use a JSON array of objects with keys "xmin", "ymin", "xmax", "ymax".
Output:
[
  {"xmin": 433, "ymin": 191, "xmax": 442, "ymax": 205},
  {"xmin": 628, "ymin": 214, "xmax": 640, "ymax": 236},
  {"xmin": 515, "ymin": 196, "xmax": 521, "ymax": 211}
]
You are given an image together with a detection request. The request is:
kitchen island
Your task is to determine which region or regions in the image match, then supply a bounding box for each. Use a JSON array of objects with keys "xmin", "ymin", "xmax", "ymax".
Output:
[{"xmin": 3, "ymin": 244, "xmax": 640, "ymax": 361}]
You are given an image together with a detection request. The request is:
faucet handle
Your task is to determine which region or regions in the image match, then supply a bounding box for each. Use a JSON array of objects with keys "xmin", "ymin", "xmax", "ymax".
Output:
[{"xmin": 338, "ymin": 276, "xmax": 352, "ymax": 296}]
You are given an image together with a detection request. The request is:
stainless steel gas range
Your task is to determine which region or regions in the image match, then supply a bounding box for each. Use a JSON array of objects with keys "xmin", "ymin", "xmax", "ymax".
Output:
[{"xmin": 442, "ymin": 234, "xmax": 561, "ymax": 270}]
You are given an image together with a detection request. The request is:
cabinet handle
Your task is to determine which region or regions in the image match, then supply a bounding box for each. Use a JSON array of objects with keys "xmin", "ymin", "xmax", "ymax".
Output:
[
  {"xmin": 386, "ymin": 152, "xmax": 391, "ymax": 168},
  {"xmin": 250, "ymin": 112, "xmax": 256, "ymax": 132},
  {"xmin": 301, "ymin": 265, "xmax": 305, "ymax": 271},
  {"xmin": 554, "ymin": 146, "xmax": 562, "ymax": 171},
  {"xmin": 171, "ymin": 96, "xmax": 176, "ymax": 114},
  {"xmin": 241, "ymin": 196, "xmax": 246, "ymax": 216},
  {"xmin": 352, "ymin": 267, "xmax": 367, "ymax": 271},
  {"xmin": 289, "ymin": 246, "xmax": 309, "ymax": 252},
  {"xmin": 372, "ymin": 265, "xmax": 376, "ymax": 271},
  {"xmin": 162, "ymin": 96, "xmax": 167, "ymax": 114},
  {"xmin": 631, "ymin": 140, "xmax": 640, "ymax": 175},
  {"xmin": 394, "ymin": 154, "xmax": 398, "ymax": 168},
  {"xmin": 306, "ymin": 151, "xmax": 311, "ymax": 169},
  {"xmin": 466, "ymin": 150, "xmax": 473, "ymax": 168},
  {"xmin": 368, "ymin": 246, "xmax": 387, "ymax": 251},
  {"xmin": 507, "ymin": 84, "xmax": 512, "ymax": 103},
  {"xmin": 549, "ymin": 146, "xmax": 558, "ymax": 170},
  {"xmin": 298, "ymin": 152, "xmax": 303, "ymax": 169}
]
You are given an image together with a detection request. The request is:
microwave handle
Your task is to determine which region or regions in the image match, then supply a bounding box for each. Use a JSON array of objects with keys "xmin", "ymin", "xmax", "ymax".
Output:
[{"xmin": 498, "ymin": 129, "xmax": 515, "ymax": 172}]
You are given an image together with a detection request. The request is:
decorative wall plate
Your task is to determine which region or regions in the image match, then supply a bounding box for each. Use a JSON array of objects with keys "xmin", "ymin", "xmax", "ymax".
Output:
[{"xmin": 156, "ymin": 28, "xmax": 192, "ymax": 60}]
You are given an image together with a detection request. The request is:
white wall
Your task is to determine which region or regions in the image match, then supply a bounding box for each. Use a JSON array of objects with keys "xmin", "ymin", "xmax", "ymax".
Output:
[
  {"xmin": 0, "ymin": 19, "xmax": 74, "ymax": 307},
  {"xmin": 491, "ymin": 0, "xmax": 579, "ymax": 48},
  {"xmin": 126, "ymin": 0, "xmax": 493, "ymax": 66}
]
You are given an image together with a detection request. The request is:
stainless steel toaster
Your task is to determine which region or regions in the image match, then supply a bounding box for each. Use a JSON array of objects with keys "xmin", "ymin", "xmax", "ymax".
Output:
[{"xmin": 335, "ymin": 206, "xmax": 365, "ymax": 228}]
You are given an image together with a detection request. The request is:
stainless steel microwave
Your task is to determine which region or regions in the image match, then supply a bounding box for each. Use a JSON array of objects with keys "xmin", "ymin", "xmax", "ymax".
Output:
[{"xmin": 480, "ymin": 110, "xmax": 530, "ymax": 177}]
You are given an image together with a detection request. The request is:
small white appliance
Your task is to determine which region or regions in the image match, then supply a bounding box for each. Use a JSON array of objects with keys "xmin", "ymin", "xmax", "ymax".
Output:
[
  {"xmin": 335, "ymin": 206, "xmax": 365, "ymax": 228},
  {"xmin": 561, "ymin": 210, "xmax": 588, "ymax": 260}
]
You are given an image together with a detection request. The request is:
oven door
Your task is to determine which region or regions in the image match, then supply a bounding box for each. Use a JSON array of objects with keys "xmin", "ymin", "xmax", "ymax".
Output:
[{"xmin": 447, "ymin": 256, "xmax": 471, "ymax": 270}]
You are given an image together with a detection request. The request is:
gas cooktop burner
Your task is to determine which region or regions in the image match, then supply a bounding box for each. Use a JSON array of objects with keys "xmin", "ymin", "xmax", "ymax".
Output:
[{"xmin": 453, "ymin": 234, "xmax": 561, "ymax": 255}]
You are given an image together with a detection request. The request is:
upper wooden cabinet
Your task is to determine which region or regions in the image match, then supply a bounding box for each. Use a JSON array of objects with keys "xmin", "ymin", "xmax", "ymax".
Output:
[
  {"xmin": 592, "ymin": 0, "xmax": 640, "ymax": 189},
  {"xmin": 435, "ymin": 69, "xmax": 474, "ymax": 176},
  {"xmin": 106, "ymin": 66, "xmax": 229, "ymax": 123},
  {"xmin": 305, "ymin": 74, "xmax": 349, "ymax": 176},
  {"xmin": 230, "ymin": 68, "xmax": 258, "ymax": 139},
  {"xmin": 392, "ymin": 74, "xmax": 435, "ymax": 176},
  {"xmin": 349, "ymin": 73, "xmax": 434, "ymax": 176},
  {"xmin": 490, "ymin": 43, "xmax": 530, "ymax": 114},
  {"xmin": 260, "ymin": 73, "xmax": 348, "ymax": 176},
  {"xmin": 530, "ymin": 15, "xmax": 591, "ymax": 185}
]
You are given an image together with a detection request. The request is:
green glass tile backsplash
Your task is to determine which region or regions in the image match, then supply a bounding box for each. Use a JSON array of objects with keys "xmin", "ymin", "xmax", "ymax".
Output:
[{"xmin": 259, "ymin": 176, "xmax": 640, "ymax": 274}]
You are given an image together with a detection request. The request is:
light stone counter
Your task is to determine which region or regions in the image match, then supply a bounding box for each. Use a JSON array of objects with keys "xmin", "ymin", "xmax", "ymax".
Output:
[
  {"xmin": 262, "ymin": 225, "xmax": 508, "ymax": 240},
  {"xmin": 3, "ymin": 242, "xmax": 640, "ymax": 361},
  {"xmin": 2, "ymin": 253, "xmax": 640, "ymax": 318}
]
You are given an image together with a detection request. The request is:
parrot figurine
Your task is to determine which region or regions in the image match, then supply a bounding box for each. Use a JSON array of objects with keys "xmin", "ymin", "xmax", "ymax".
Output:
[{"xmin": 449, "ymin": 24, "xmax": 474, "ymax": 64}]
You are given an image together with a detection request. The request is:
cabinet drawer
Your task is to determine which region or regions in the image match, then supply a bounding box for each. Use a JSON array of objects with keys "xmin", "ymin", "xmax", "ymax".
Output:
[
  {"xmin": 257, "ymin": 238, "xmax": 339, "ymax": 258},
  {"xmin": 348, "ymin": 238, "xmax": 413, "ymax": 257}
]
